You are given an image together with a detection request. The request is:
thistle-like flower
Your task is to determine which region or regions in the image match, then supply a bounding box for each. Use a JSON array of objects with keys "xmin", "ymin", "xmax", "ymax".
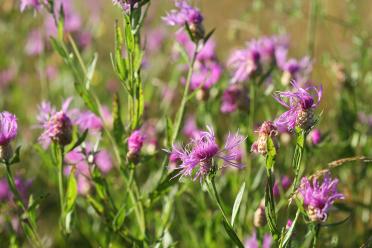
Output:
[
  {"xmin": 274, "ymin": 81, "xmax": 322, "ymax": 132},
  {"xmin": 251, "ymin": 121, "xmax": 278, "ymax": 155},
  {"xmin": 227, "ymin": 42, "xmax": 261, "ymax": 83},
  {"xmin": 163, "ymin": 0, "xmax": 204, "ymax": 40},
  {"xmin": 0, "ymin": 111, "xmax": 18, "ymax": 161},
  {"xmin": 220, "ymin": 84, "xmax": 249, "ymax": 113},
  {"xmin": 37, "ymin": 99, "xmax": 73, "ymax": 148},
  {"xmin": 298, "ymin": 173, "xmax": 344, "ymax": 222},
  {"xmin": 172, "ymin": 126, "xmax": 244, "ymax": 180}
]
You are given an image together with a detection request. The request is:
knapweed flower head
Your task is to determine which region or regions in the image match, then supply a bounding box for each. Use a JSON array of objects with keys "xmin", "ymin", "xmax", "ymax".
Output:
[
  {"xmin": 172, "ymin": 126, "xmax": 244, "ymax": 180},
  {"xmin": 251, "ymin": 121, "xmax": 278, "ymax": 155},
  {"xmin": 298, "ymin": 173, "xmax": 344, "ymax": 222},
  {"xmin": 70, "ymin": 109, "xmax": 103, "ymax": 133},
  {"xmin": 220, "ymin": 84, "xmax": 249, "ymax": 113},
  {"xmin": 127, "ymin": 130, "xmax": 145, "ymax": 161},
  {"xmin": 0, "ymin": 111, "xmax": 18, "ymax": 161},
  {"xmin": 244, "ymin": 230, "xmax": 272, "ymax": 248},
  {"xmin": 274, "ymin": 81, "xmax": 322, "ymax": 132},
  {"xmin": 37, "ymin": 99, "xmax": 73, "ymax": 148},
  {"xmin": 228, "ymin": 41, "xmax": 261, "ymax": 83},
  {"xmin": 163, "ymin": 0, "xmax": 204, "ymax": 40},
  {"xmin": 227, "ymin": 35, "xmax": 288, "ymax": 84},
  {"xmin": 279, "ymin": 56, "xmax": 312, "ymax": 85},
  {"xmin": 20, "ymin": 0, "xmax": 42, "ymax": 12}
]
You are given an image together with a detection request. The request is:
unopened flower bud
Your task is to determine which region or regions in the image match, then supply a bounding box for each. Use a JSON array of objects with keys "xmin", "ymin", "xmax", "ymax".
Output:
[
  {"xmin": 127, "ymin": 130, "xmax": 144, "ymax": 163},
  {"xmin": 0, "ymin": 111, "xmax": 18, "ymax": 161},
  {"xmin": 253, "ymin": 201, "xmax": 266, "ymax": 227}
]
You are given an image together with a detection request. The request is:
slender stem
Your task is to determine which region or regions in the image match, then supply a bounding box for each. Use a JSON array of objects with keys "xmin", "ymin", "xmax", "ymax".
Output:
[
  {"xmin": 312, "ymin": 224, "xmax": 321, "ymax": 248},
  {"xmin": 57, "ymin": 145, "xmax": 65, "ymax": 217},
  {"xmin": 5, "ymin": 164, "xmax": 42, "ymax": 248},
  {"xmin": 171, "ymin": 46, "xmax": 198, "ymax": 144},
  {"xmin": 307, "ymin": 0, "xmax": 320, "ymax": 59},
  {"xmin": 249, "ymin": 80, "xmax": 256, "ymax": 135},
  {"xmin": 210, "ymin": 177, "xmax": 229, "ymax": 223},
  {"xmin": 291, "ymin": 130, "xmax": 306, "ymax": 193}
]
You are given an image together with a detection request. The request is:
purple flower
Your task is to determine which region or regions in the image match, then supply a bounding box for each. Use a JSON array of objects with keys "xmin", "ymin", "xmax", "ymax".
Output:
[
  {"xmin": 274, "ymin": 81, "xmax": 322, "ymax": 132},
  {"xmin": 273, "ymin": 176, "xmax": 292, "ymax": 198},
  {"xmin": 227, "ymin": 35, "xmax": 288, "ymax": 84},
  {"xmin": 228, "ymin": 42, "xmax": 261, "ymax": 83},
  {"xmin": 113, "ymin": 0, "xmax": 139, "ymax": 13},
  {"xmin": 175, "ymin": 31, "xmax": 222, "ymax": 94},
  {"xmin": 0, "ymin": 177, "xmax": 32, "ymax": 203},
  {"xmin": 279, "ymin": 57, "xmax": 312, "ymax": 85},
  {"xmin": 220, "ymin": 84, "xmax": 249, "ymax": 113},
  {"xmin": 0, "ymin": 112, "xmax": 18, "ymax": 146},
  {"xmin": 309, "ymin": 128, "xmax": 322, "ymax": 145},
  {"xmin": 172, "ymin": 126, "xmax": 244, "ymax": 180},
  {"xmin": 298, "ymin": 173, "xmax": 344, "ymax": 222},
  {"xmin": 182, "ymin": 115, "xmax": 201, "ymax": 139},
  {"xmin": 163, "ymin": 0, "xmax": 203, "ymax": 27},
  {"xmin": 127, "ymin": 130, "xmax": 145, "ymax": 161},
  {"xmin": 65, "ymin": 144, "xmax": 113, "ymax": 195},
  {"xmin": 25, "ymin": 30, "xmax": 44, "ymax": 56},
  {"xmin": 190, "ymin": 60, "xmax": 222, "ymax": 91},
  {"xmin": 0, "ymin": 66, "xmax": 16, "ymax": 88},
  {"xmin": 20, "ymin": 0, "xmax": 42, "ymax": 12},
  {"xmin": 286, "ymin": 219, "xmax": 293, "ymax": 229},
  {"xmin": 70, "ymin": 109, "xmax": 103, "ymax": 133},
  {"xmin": 37, "ymin": 99, "xmax": 73, "ymax": 148},
  {"xmin": 0, "ymin": 179, "xmax": 9, "ymax": 201},
  {"xmin": 251, "ymin": 121, "xmax": 278, "ymax": 155},
  {"xmin": 244, "ymin": 231, "xmax": 272, "ymax": 248}
]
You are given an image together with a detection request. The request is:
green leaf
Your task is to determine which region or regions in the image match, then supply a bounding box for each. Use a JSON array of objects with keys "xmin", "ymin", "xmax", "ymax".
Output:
[
  {"xmin": 113, "ymin": 203, "xmax": 127, "ymax": 231},
  {"xmin": 74, "ymin": 80, "xmax": 99, "ymax": 115},
  {"xmin": 149, "ymin": 170, "xmax": 180, "ymax": 203},
  {"xmin": 203, "ymin": 28, "xmax": 216, "ymax": 44},
  {"xmin": 280, "ymin": 209, "xmax": 300, "ymax": 247},
  {"xmin": 266, "ymin": 137, "xmax": 276, "ymax": 170},
  {"xmin": 222, "ymin": 220, "xmax": 244, "ymax": 248},
  {"xmin": 85, "ymin": 53, "xmax": 98, "ymax": 90},
  {"xmin": 66, "ymin": 129, "xmax": 88, "ymax": 152},
  {"xmin": 9, "ymin": 146, "xmax": 21, "ymax": 165},
  {"xmin": 113, "ymin": 94, "xmax": 125, "ymax": 147},
  {"xmin": 65, "ymin": 170, "xmax": 78, "ymax": 213},
  {"xmin": 165, "ymin": 117, "xmax": 174, "ymax": 146},
  {"xmin": 231, "ymin": 182, "xmax": 245, "ymax": 227}
]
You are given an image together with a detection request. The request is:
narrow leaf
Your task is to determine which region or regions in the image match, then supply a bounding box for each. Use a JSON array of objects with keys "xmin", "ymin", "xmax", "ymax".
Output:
[{"xmin": 231, "ymin": 182, "xmax": 245, "ymax": 227}]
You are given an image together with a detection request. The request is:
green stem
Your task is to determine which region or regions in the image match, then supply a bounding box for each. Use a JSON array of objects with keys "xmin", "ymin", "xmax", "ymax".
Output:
[
  {"xmin": 171, "ymin": 46, "xmax": 198, "ymax": 144},
  {"xmin": 291, "ymin": 130, "xmax": 306, "ymax": 193},
  {"xmin": 5, "ymin": 164, "xmax": 42, "ymax": 248},
  {"xmin": 207, "ymin": 176, "xmax": 244, "ymax": 248},
  {"xmin": 312, "ymin": 224, "xmax": 321, "ymax": 248},
  {"xmin": 265, "ymin": 168, "xmax": 279, "ymax": 240},
  {"xmin": 249, "ymin": 80, "xmax": 256, "ymax": 135},
  {"xmin": 57, "ymin": 145, "xmax": 65, "ymax": 218},
  {"xmin": 307, "ymin": 0, "xmax": 320, "ymax": 59}
]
